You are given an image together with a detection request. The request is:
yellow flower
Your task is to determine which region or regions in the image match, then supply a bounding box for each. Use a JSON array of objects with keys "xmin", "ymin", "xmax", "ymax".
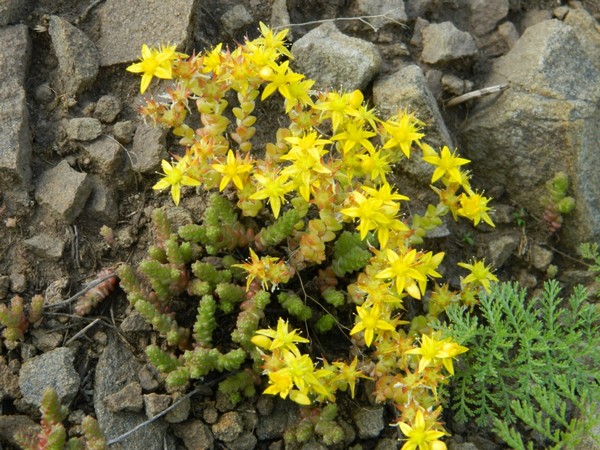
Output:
[
  {"xmin": 397, "ymin": 410, "xmax": 448, "ymax": 450},
  {"xmin": 457, "ymin": 259, "xmax": 499, "ymax": 293},
  {"xmin": 249, "ymin": 170, "xmax": 294, "ymax": 218},
  {"xmin": 232, "ymin": 248, "xmax": 292, "ymax": 291},
  {"xmin": 422, "ymin": 146, "xmax": 470, "ymax": 185},
  {"xmin": 212, "ymin": 150, "xmax": 253, "ymax": 191},
  {"xmin": 350, "ymin": 303, "xmax": 395, "ymax": 347},
  {"xmin": 126, "ymin": 44, "xmax": 185, "ymax": 93},
  {"xmin": 376, "ymin": 248, "xmax": 427, "ymax": 299},
  {"xmin": 332, "ymin": 357, "xmax": 370, "ymax": 398},
  {"xmin": 331, "ymin": 121, "xmax": 376, "ymax": 155},
  {"xmin": 253, "ymin": 22, "xmax": 293, "ymax": 59},
  {"xmin": 253, "ymin": 318, "xmax": 309, "ymax": 355},
  {"xmin": 405, "ymin": 334, "xmax": 468, "ymax": 375},
  {"xmin": 259, "ymin": 60, "xmax": 304, "ymax": 101},
  {"xmin": 457, "ymin": 191, "xmax": 494, "ymax": 227},
  {"xmin": 152, "ymin": 158, "xmax": 201, "ymax": 205},
  {"xmin": 382, "ymin": 110, "xmax": 425, "ymax": 158}
]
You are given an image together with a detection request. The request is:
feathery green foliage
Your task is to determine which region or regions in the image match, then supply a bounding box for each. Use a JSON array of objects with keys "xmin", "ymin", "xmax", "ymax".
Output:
[{"xmin": 440, "ymin": 280, "xmax": 600, "ymax": 448}]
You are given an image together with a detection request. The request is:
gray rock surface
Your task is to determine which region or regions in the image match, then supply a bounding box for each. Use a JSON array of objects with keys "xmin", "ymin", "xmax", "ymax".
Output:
[
  {"xmin": 23, "ymin": 233, "xmax": 64, "ymax": 261},
  {"xmin": 35, "ymin": 160, "xmax": 92, "ymax": 224},
  {"xmin": 352, "ymin": 406, "xmax": 385, "ymax": 439},
  {"xmin": 373, "ymin": 64, "xmax": 453, "ymax": 181},
  {"xmin": 0, "ymin": 415, "xmax": 38, "ymax": 448},
  {"xmin": 103, "ymin": 382, "xmax": 144, "ymax": 413},
  {"xmin": 0, "ymin": 25, "xmax": 32, "ymax": 206},
  {"xmin": 460, "ymin": 19, "xmax": 600, "ymax": 249},
  {"xmin": 356, "ymin": 0, "xmax": 407, "ymax": 29},
  {"xmin": 48, "ymin": 15, "xmax": 99, "ymax": 96},
  {"xmin": 212, "ymin": 411, "xmax": 244, "ymax": 442},
  {"xmin": 113, "ymin": 120, "xmax": 136, "ymax": 144},
  {"xmin": 0, "ymin": 356, "xmax": 20, "ymax": 401},
  {"xmin": 130, "ymin": 123, "xmax": 168, "ymax": 174},
  {"xmin": 19, "ymin": 347, "xmax": 80, "ymax": 408},
  {"xmin": 221, "ymin": 5, "xmax": 253, "ymax": 33},
  {"xmin": 0, "ymin": 0, "xmax": 28, "ymax": 26},
  {"xmin": 94, "ymin": 95, "xmax": 122, "ymax": 123},
  {"xmin": 94, "ymin": 334, "xmax": 168, "ymax": 450},
  {"xmin": 66, "ymin": 117, "xmax": 102, "ymax": 141},
  {"xmin": 144, "ymin": 393, "xmax": 172, "ymax": 418},
  {"xmin": 85, "ymin": 177, "xmax": 119, "ymax": 227},
  {"xmin": 421, "ymin": 21, "xmax": 478, "ymax": 64},
  {"xmin": 172, "ymin": 419, "xmax": 214, "ymax": 450},
  {"xmin": 82, "ymin": 135, "xmax": 123, "ymax": 175},
  {"xmin": 291, "ymin": 22, "xmax": 381, "ymax": 91},
  {"xmin": 486, "ymin": 232, "xmax": 520, "ymax": 268},
  {"xmin": 468, "ymin": 0, "xmax": 509, "ymax": 36},
  {"xmin": 564, "ymin": 8, "xmax": 600, "ymax": 71},
  {"xmin": 97, "ymin": 0, "xmax": 194, "ymax": 66}
]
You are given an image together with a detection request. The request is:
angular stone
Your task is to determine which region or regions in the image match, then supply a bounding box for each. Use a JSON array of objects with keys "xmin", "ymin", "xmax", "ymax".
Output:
[
  {"xmin": 144, "ymin": 393, "xmax": 171, "ymax": 418},
  {"xmin": 529, "ymin": 244, "xmax": 554, "ymax": 271},
  {"xmin": 292, "ymin": 22, "xmax": 381, "ymax": 91},
  {"xmin": 97, "ymin": 0, "xmax": 194, "ymax": 66},
  {"xmin": 165, "ymin": 395, "xmax": 190, "ymax": 423},
  {"xmin": 468, "ymin": 0, "xmax": 509, "ymax": 36},
  {"xmin": 0, "ymin": 25, "xmax": 32, "ymax": 204},
  {"xmin": 23, "ymin": 233, "xmax": 64, "ymax": 261},
  {"xmin": 94, "ymin": 334, "xmax": 168, "ymax": 450},
  {"xmin": 104, "ymin": 382, "xmax": 143, "ymax": 413},
  {"xmin": 172, "ymin": 420, "xmax": 214, "ymax": 450},
  {"xmin": 66, "ymin": 117, "xmax": 102, "ymax": 141},
  {"xmin": 221, "ymin": 5, "xmax": 253, "ymax": 33},
  {"xmin": 0, "ymin": 0, "xmax": 28, "ymax": 27},
  {"xmin": 421, "ymin": 21, "xmax": 478, "ymax": 64},
  {"xmin": 356, "ymin": 0, "xmax": 407, "ymax": 29},
  {"xmin": 486, "ymin": 232, "xmax": 520, "ymax": 268},
  {"xmin": 130, "ymin": 123, "xmax": 167, "ymax": 174},
  {"xmin": 82, "ymin": 135, "xmax": 123, "ymax": 175},
  {"xmin": 212, "ymin": 411, "xmax": 243, "ymax": 442},
  {"xmin": 113, "ymin": 120, "xmax": 136, "ymax": 144},
  {"xmin": 564, "ymin": 8, "xmax": 600, "ymax": 72},
  {"xmin": 19, "ymin": 347, "xmax": 80, "ymax": 408},
  {"xmin": 94, "ymin": 95, "xmax": 122, "ymax": 123},
  {"xmin": 48, "ymin": 15, "xmax": 99, "ymax": 96},
  {"xmin": 85, "ymin": 176, "xmax": 119, "ymax": 227},
  {"xmin": 35, "ymin": 160, "xmax": 92, "ymax": 224},
  {"xmin": 0, "ymin": 356, "xmax": 20, "ymax": 401},
  {"xmin": 352, "ymin": 406, "xmax": 384, "ymax": 439},
  {"xmin": 460, "ymin": 20, "xmax": 600, "ymax": 249}
]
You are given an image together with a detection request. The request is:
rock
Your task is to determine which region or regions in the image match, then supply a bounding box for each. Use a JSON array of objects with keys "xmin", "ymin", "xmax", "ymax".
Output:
[
  {"xmin": 94, "ymin": 334, "xmax": 168, "ymax": 450},
  {"xmin": 120, "ymin": 312, "xmax": 152, "ymax": 333},
  {"xmin": 113, "ymin": 120, "xmax": 136, "ymax": 144},
  {"xmin": 172, "ymin": 419, "xmax": 214, "ymax": 450},
  {"xmin": 229, "ymin": 432, "xmax": 258, "ymax": 450},
  {"xmin": 0, "ymin": 415, "xmax": 38, "ymax": 448},
  {"xmin": 34, "ymin": 82, "xmax": 54, "ymax": 104},
  {"xmin": 82, "ymin": 135, "xmax": 123, "ymax": 176},
  {"xmin": 352, "ymin": 406, "xmax": 384, "ymax": 439},
  {"xmin": 0, "ymin": 26, "xmax": 32, "ymax": 206},
  {"xmin": 30, "ymin": 329, "xmax": 63, "ymax": 352},
  {"xmin": 212, "ymin": 411, "xmax": 243, "ymax": 442},
  {"xmin": 460, "ymin": 20, "xmax": 600, "ymax": 249},
  {"xmin": 497, "ymin": 21, "xmax": 520, "ymax": 50},
  {"xmin": 165, "ymin": 394, "xmax": 190, "ymax": 423},
  {"xmin": 221, "ymin": 5, "xmax": 253, "ymax": 33},
  {"xmin": 48, "ymin": 15, "xmax": 99, "ymax": 96},
  {"xmin": 23, "ymin": 233, "xmax": 64, "ymax": 261},
  {"xmin": 564, "ymin": 8, "xmax": 600, "ymax": 72},
  {"xmin": 356, "ymin": 0, "xmax": 407, "ymax": 29},
  {"xmin": 0, "ymin": 275, "xmax": 9, "ymax": 299},
  {"xmin": 519, "ymin": 9, "xmax": 553, "ymax": 33},
  {"xmin": 35, "ymin": 160, "xmax": 92, "ymax": 224},
  {"xmin": 421, "ymin": 21, "xmax": 478, "ymax": 64},
  {"xmin": 376, "ymin": 438, "xmax": 400, "ymax": 450},
  {"xmin": 9, "ymin": 272, "xmax": 26, "ymax": 293},
  {"xmin": 270, "ymin": 0, "xmax": 292, "ymax": 39},
  {"xmin": 19, "ymin": 347, "xmax": 80, "ymax": 408},
  {"xmin": 405, "ymin": 0, "xmax": 432, "ymax": 19},
  {"xmin": 94, "ymin": 95, "xmax": 122, "ymax": 123},
  {"xmin": 85, "ymin": 177, "xmax": 119, "ymax": 227},
  {"xmin": 97, "ymin": 0, "xmax": 194, "ymax": 66},
  {"xmin": 66, "ymin": 117, "xmax": 102, "ymax": 141},
  {"xmin": 255, "ymin": 398, "xmax": 298, "ymax": 440},
  {"xmin": 529, "ymin": 244, "xmax": 553, "ymax": 271},
  {"xmin": 144, "ymin": 393, "xmax": 172, "ymax": 418},
  {"xmin": 104, "ymin": 382, "xmax": 143, "ymax": 413},
  {"xmin": 138, "ymin": 365, "xmax": 160, "ymax": 391},
  {"xmin": 0, "ymin": 356, "xmax": 20, "ymax": 401},
  {"xmin": 410, "ymin": 17, "xmax": 430, "ymax": 47},
  {"xmin": 130, "ymin": 124, "xmax": 167, "ymax": 174},
  {"xmin": 0, "ymin": 0, "xmax": 28, "ymax": 26},
  {"xmin": 203, "ymin": 403, "xmax": 219, "ymax": 424},
  {"xmin": 442, "ymin": 74, "xmax": 470, "ymax": 96},
  {"xmin": 486, "ymin": 232, "xmax": 520, "ymax": 268},
  {"xmin": 468, "ymin": 0, "xmax": 509, "ymax": 36},
  {"xmin": 291, "ymin": 22, "xmax": 381, "ymax": 91},
  {"xmin": 372, "ymin": 65, "xmax": 453, "ymax": 182}
]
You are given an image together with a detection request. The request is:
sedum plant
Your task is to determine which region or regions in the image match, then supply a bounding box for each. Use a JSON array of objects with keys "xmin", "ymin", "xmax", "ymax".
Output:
[
  {"xmin": 439, "ymin": 280, "xmax": 600, "ymax": 449},
  {"xmin": 123, "ymin": 22, "xmax": 499, "ymax": 447}
]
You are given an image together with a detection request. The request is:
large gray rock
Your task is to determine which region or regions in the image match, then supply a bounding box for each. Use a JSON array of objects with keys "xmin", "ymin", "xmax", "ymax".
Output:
[
  {"xmin": 291, "ymin": 22, "xmax": 381, "ymax": 91},
  {"xmin": 356, "ymin": 0, "xmax": 407, "ymax": 29},
  {"xmin": 94, "ymin": 334, "xmax": 168, "ymax": 450},
  {"xmin": 0, "ymin": 26, "xmax": 31, "ymax": 206},
  {"xmin": 97, "ymin": 0, "xmax": 194, "ymax": 66},
  {"xmin": 48, "ymin": 16, "xmax": 99, "ymax": 96},
  {"xmin": 564, "ymin": 8, "xmax": 600, "ymax": 72},
  {"xmin": 468, "ymin": 0, "xmax": 509, "ymax": 36},
  {"xmin": 460, "ymin": 19, "xmax": 600, "ymax": 249},
  {"xmin": 35, "ymin": 160, "xmax": 92, "ymax": 224},
  {"xmin": 373, "ymin": 64, "xmax": 453, "ymax": 181},
  {"xmin": 19, "ymin": 347, "xmax": 80, "ymax": 408},
  {"xmin": 130, "ymin": 124, "xmax": 168, "ymax": 174},
  {"xmin": 0, "ymin": 0, "xmax": 28, "ymax": 26},
  {"xmin": 421, "ymin": 21, "xmax": 478, "ymax": 64}
]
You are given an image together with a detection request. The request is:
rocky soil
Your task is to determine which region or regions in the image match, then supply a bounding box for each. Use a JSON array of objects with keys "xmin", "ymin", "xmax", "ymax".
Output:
[{"xmin": 1, "ymin": 0, "xmax": 600, "ymax": 449}]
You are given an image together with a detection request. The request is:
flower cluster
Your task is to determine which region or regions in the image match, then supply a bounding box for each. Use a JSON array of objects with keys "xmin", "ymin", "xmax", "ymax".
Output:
[{"xmin": 127, "ymin": 23, "xmax": 498, "ymax": 447}]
